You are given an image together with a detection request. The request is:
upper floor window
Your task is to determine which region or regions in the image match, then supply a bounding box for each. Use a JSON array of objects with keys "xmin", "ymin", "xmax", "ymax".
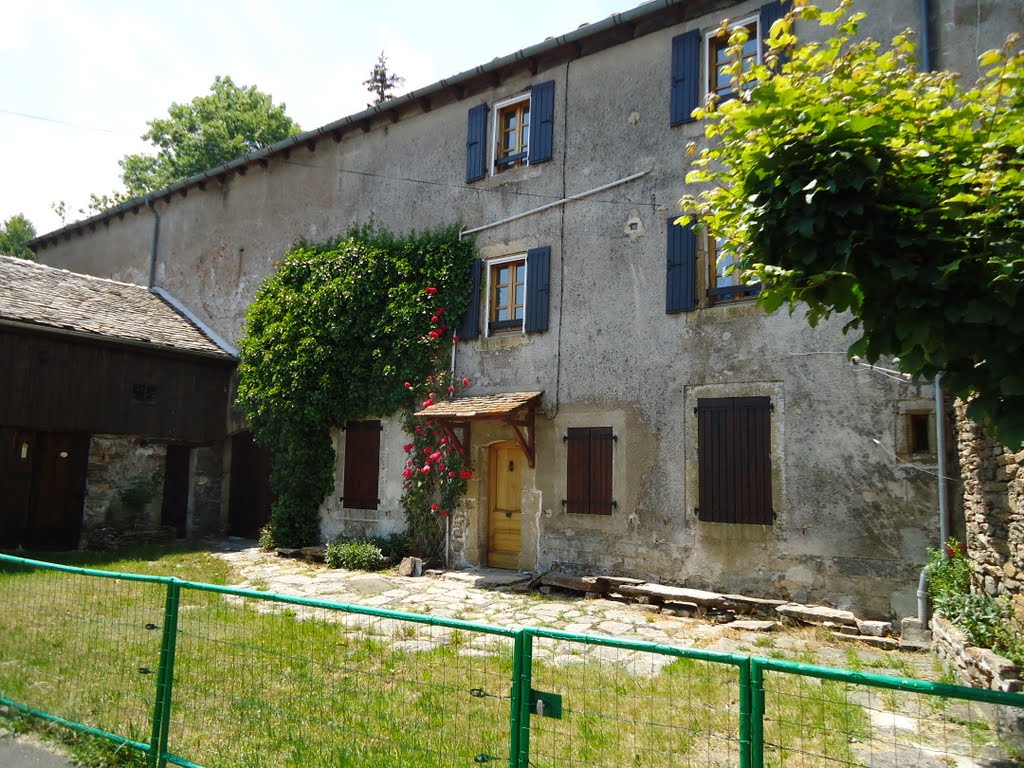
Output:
[
  {"xmin": 707, "ymin": 18, "xmax": 759, "ymax": 99},
  {"xmin": 466, "ymin": 80, "xmax": 555, "ymax": 183},
  {"xmin": 492, "ymin": 95, "xmax": 530, "ymax": 174},
  {"xmin": 488, "ymin": 255, "xmax": 527, "ymax": 334},
  {"xmin": 708, "ymin": 235, "xmax": 760, "ymax": 304}
]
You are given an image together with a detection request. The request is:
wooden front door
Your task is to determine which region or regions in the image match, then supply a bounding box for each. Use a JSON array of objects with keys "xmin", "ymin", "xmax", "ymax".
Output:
[{"xmin": 488, "ymin": 442, "xmax": 523, "ymax": 569}]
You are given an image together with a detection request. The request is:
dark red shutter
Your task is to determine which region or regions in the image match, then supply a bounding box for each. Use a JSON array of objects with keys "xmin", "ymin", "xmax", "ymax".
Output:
[
  {"xmin": 342, "ymin": 420, "xmax": 382, "ymax": 510},
  {"xmin": 589, "ymin": 427, "xmax": 614, "ymax": 515},
  {"xmin": 566, "ymin": 428, "xmax": 590, "ymax": 515},
  {"xmin": 696, "ymin": 397, "xmax": 772, "ymax": 524},
  {"xmin": 566, "ymin": 427, "xmax": 614, "ymax": 515}
]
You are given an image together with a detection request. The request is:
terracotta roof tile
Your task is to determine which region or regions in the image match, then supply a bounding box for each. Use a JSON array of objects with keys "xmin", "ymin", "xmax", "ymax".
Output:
[
  {"xmin": 0, "ymin": 255, "xmax": 232, "ymax": 358},
  {"xmin": 415, "ymin": 391, "xmax": 543, "ymax": 418}
]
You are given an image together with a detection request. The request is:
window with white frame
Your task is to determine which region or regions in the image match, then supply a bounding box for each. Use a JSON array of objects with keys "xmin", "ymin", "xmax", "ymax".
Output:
[
  {"xmin": 706, "ymin": 17, "xmax": 760, "ymax": 99},
  {"xmin": 486, "ymin": 255, "xmax": 527, "ymax": 334},
  {"xmin": 490, "ymin": 94, "xmax": 531, "ymax": 174},
  {"xmin": 707, "ymin": 234, "xmax": 760, "ymax": 304}
]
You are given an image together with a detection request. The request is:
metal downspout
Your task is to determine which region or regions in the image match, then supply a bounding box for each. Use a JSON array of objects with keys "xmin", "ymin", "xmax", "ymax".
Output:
[
  {"xmin": 935, "ymin": 372, "xmax": 949, "ymax": 549},
  {"xmin": 146, "ymin": 197, "xmax": 161, "ymax": 289}
]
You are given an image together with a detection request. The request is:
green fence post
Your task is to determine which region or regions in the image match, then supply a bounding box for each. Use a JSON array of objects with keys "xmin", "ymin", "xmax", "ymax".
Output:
[
  {"xmin": 750, "ymin": 659, "xmax": 765, "ymax": 768},
  {"xmin": 507, "ymin": 630, "xmax": 534, "ymax": 768},
  {"xmin": 738, "ymin": 656, "xmax": 752, "ymax": 768},
  {"xmin": 148, "ymin": 579, "xmax": 181, "ymax": 768}
]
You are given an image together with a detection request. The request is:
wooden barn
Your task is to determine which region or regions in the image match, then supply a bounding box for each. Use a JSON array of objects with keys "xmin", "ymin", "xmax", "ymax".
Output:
[{"xmin": 0, "ymin": 255, "xmax": 249, "ymax": 549}]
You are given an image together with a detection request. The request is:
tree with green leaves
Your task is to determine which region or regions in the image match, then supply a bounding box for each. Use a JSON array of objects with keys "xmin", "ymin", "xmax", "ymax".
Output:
[
  {"xmin": 0, "ymin": 213, "xmax": 37, "ymax": 259},
  {"xmin": 680, "ymin": 1, "xmax": 1024, "ymax": 446},
  {"xmin": 363, "ymin": 51, "xmax": 405, "ymax": 106},
  {"xmin": 119, "ymin": 75, "xmax": 301, "ymax": 197}
]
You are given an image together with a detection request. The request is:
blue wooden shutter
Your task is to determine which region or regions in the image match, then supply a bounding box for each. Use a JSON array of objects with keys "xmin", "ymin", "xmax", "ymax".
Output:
[
  {"xmin": 528, "ymin": 80, "xmax": 555, "ymax": 164},
  {"xmin": 670, "ymin": 29, "xmax": 701, "ymax": 126},
  {"xmin": 666, "ymin": 218, "xmax": 696, "ymax": 313},
  {"xmin": 760, "ymin": 1, "xmax": 791, "ymax": 70},
  {"xmin": 466, "ymin": 104, "xmax": 488, "ymax": 182},
  {"xmin": 458, "ymin": 258, "xmax": 482, "ymax": 341},
  {"xmin": 525, "ymin": 246, "xmax": 550, "ymax": 333}
]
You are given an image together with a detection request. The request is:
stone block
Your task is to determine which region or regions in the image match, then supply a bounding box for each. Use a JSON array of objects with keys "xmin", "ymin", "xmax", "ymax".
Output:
[
  {"xmin": 899, "ymin": 616, "xmax": 932, "ymax": 643},
  {"xmin": 776, "ymin": 603, "xmax": 857, "ymax": 627},
  {"xmin": 731, "ymin": 620, "xmax": 779, "ymax": 632},
  {"xmin": 398, "ymin": 556, "xmax": 423, "ymax": 577},
  {"xmin": 857, "ymin": 619, "xmax": 893, "ymax": 637},
  {"xmin": 831, "ymin": 632, "xmax": 899, "ymax": 650},
  {"xmin": 618, "ymin": 584, "xmax": 728, "ymax": 608},
  {"xmin": 542, "ymin": 573, "xmax": 600, "ymax": 593}
]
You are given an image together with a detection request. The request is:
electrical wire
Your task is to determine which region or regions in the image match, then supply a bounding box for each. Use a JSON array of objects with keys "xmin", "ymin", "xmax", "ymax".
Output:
[{"xmin": 0, "ymin": 107, "xmax": 120, "ymax": 134}]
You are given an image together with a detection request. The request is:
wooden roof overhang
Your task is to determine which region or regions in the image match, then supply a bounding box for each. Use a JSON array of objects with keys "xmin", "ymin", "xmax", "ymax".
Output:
[{"xmin": 414, "ymin": 391, "xmax": 543, "ymax": 467}]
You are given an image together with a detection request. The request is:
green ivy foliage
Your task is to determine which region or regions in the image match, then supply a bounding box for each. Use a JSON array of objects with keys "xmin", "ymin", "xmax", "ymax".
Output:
[
  {"xmin": 680, "ymin": 1, "xmax": 1024, "ymax": 447},
  {"xmin": 236, "ymin": 224, "xmax": 476, "ymax": 548}
]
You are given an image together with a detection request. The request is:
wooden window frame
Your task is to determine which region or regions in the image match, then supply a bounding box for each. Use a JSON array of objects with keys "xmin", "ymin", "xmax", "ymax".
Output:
[
  {"xmin": 707, "ymin": 234, "xmax": 760, "ymax": 304},
  {"xmin": 341, "ymin": 420, "xmax": 382, "ymax": 510},
  {"xmin": 706, "ymin": 17, "xmax": 760, "ymax": 100},
  {"xmin": 490, "ymin": 93, "xmax": 531, "ymax": 175},
  {"xmin": 564, "ymin": 426, "xmax": 615, "ymax": 516},
  {"xmin": 696, "ymin": 397, "xmax": 773, "ymax": 525},
  {"xmin": 485, "ymin": 254, "xmax": 527, "ymax": 336}
]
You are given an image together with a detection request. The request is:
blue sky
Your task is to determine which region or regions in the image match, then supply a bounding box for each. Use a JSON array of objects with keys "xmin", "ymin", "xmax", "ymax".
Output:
[{"xmin": 1, "ymin": 0, "xmax": 632, "ymax": 235}]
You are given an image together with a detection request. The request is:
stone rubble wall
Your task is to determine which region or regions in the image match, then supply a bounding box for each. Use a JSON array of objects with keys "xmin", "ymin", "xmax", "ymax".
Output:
[
  {"xmin": 83, "ymin": 435, "xmax": 167, "ymax": 540},
  {"xmin": 955, "ymin": 401, "xmax": 1024, "ymax": 611}
]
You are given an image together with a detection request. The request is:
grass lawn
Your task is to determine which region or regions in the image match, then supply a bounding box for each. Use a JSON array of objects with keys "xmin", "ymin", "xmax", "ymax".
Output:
[{"xmin": 0, "ymin": 546, "xmax": 1016, "ymax": 768}]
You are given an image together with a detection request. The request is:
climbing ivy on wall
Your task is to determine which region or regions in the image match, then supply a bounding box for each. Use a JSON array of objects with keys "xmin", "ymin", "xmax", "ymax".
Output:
[{"xmin": 236, "ymin": 224, "xmax": 476, "ymax": 548}]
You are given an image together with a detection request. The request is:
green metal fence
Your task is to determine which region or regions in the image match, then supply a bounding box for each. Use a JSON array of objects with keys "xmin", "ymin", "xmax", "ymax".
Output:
[{"xmin": 1, "ymin": 553, "xmax": 1021, "ymax": 767}]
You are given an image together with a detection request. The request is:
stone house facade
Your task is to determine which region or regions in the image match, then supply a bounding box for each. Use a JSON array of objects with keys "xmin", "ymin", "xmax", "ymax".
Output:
[{"xmin": 29, "ymin": 0, "xmax": 1023, "ymax": 616}]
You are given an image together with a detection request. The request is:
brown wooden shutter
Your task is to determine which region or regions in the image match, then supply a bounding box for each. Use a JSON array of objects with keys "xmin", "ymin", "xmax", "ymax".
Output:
[
  {"xmin": 342, "ymin": 420, "xmax": 382, "ymax": 510},
  {"xmin": 696, "ymin": 397, "xmax": 772, "ymax": 524},
  {"xmin": 565, "ymin": 427, "xmax": 590, "ymax": 515},
  {"xmin": 566, "ymin": 427, "xmax": 614, "ymax": 515}
]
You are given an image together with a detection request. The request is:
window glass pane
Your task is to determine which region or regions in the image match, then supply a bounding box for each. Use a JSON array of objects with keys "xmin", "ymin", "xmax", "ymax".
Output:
[
  {"xmin": 515, "ymin": 264, "xmax": 525, "ymax": 282},
  {"xmin": 496, "ymin": 265, "xmax": 509, "ymax": 285},
  {"xmin": 515, "ymin": 283, "xmax": 525, "ymax": 308},
  {"xmin": 513, "ymin": 305, "xmax": 524, "ymax": 320},
  {"xmin": 497, "ymin": 285, "xmax": 509, "ymax": 309}
]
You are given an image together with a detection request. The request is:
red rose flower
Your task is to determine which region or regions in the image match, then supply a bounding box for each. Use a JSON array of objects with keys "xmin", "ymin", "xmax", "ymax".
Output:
[
  {"xmin": 403, "ymin": 381, "xmax": 411, "ymax": 389},
  {"xmin": 431, "ymin": 315, "xmax": 439, "ymax": 323},
  {"xmin": 462, "ymin": 377, "xmax": 470, "ymax": 387},
  {"xmin": 460, "ymin": 469, "xmax": 473, "ymax": 480},
  {"xmin": 420, "ymin": 465, "xmax": 431, "ymax": 474},
  {"xmin": 402, "ymin": 469, "xmax": 413, "ymax": 479},
  {"xmin": 403, "ymin": 443, "xmax": 413, "ymax": 453},
  {"xmin": 440, "ymin": 510, "xmax": 449, "ymax": 517},
  {"xmin": 424, "ymin": 286, "xmax": 438, "ymax": 294},
  {"xmin": 448, "ymin": 385, "xmax": 455, "ymax": 393},
  {"xmin": 431, "ymin": 504, "xmax": 439, "ymax": 511},
  {"xmin": 449, "ymin": 471, "xmax": 456, "ymax": 478},
  {"xmin": 422, "ymin": 399, "xmax": 433, "ymax": 408},
  {"xmin": 429, "ymin": 451, "xmax": 442, "ymax": 462}
]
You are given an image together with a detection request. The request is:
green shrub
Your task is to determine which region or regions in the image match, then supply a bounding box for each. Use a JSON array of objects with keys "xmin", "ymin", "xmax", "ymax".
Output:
[
  {"xmin": 324, "ymin": 538, "xmax": 386, "ymax": 571},
  {"xmin": 927, "ymin": 539, "xmax": 1024, "ymax": 665},
  {"xmin": 367, "ymin": 532, "xmax": 410, "ymax": 566},
  {"xmin": 258, "ymin": 524, "xmax": 276, "ymax": 551}
]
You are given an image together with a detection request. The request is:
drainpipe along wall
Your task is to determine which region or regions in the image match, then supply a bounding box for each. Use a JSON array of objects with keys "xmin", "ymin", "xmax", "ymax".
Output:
[{"xmin": 146, "ymin": 197, "xmax": 160, "ymax": 289}]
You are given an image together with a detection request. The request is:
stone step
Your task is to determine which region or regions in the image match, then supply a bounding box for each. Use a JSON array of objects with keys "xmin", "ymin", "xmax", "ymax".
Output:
[{"xmin": 617, "ymin": 583, "xmax": 729, "ymax": 608}]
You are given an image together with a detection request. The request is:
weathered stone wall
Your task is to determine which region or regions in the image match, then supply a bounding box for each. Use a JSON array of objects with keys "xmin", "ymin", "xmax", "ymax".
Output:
[
  {"xmin": 190, "ymin": 445, "xmax": 225, "ymax": 537},
  {"xmin": 955, "ymin": 400, "xmax": 1024, "ymax": 611},
  {"xmin": 83, "ymin": 435, "xmax": 167, "ymax": 541},
  {"xmin": 933, "ymin": 614, "xmax": 1024, "ymax": 749}
]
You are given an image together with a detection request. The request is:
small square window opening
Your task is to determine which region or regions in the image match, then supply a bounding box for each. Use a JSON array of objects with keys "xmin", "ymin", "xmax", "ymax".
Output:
[
  {"xmin": 492, "ymin": 95, "xmax": 530, "ymax": 174},
  {"xmin": 707, "ymin": 19, "xmax": 759, "ymax": 99},
  {"xmin": 487, "ymin": 256, "xmax": 527, "ymax": 335},
  {"xmin": 131, "ymin": 383, "xmax": 158, "ymax": 404},
  {"xmin": 908, "ymin": 412, "xmax": 933, "ymax": 455}
]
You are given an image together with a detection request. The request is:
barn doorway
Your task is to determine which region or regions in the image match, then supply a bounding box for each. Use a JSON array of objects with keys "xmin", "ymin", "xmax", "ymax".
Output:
[{"xmin": 0, "ymin": 429, "xmax": 89, "ymax": 550}]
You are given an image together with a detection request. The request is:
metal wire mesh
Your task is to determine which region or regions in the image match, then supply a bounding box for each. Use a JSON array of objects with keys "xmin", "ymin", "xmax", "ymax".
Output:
[
  {"xmin": 0, "ymin": 559, "xmax": 163, "ymax": 749},
  {"xmin": 524, "ymin": 631, "xmax": 744, "ymax": 767},
  {"xmin": 164, "ymin": 585, "xmax": 515, "ymax": 768},
  {"xmin": 760, "ymin": 664, "xmax": 1022, "ymax": 767}
]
